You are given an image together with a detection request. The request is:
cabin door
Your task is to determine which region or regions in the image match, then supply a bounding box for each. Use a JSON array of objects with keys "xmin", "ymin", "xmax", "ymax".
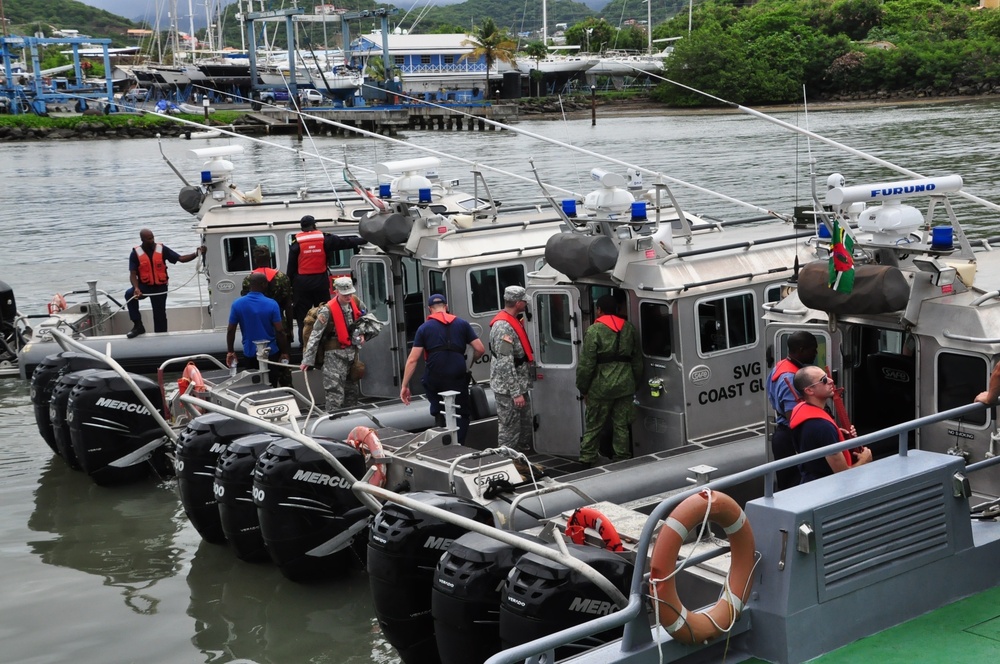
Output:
[
  {"xmin": 529, "ymin": 287, "xmax": 584, "ymax": 457},
  {"xmin": 354, "ymin": 256, "xmax": 401, "ymax": 400}
]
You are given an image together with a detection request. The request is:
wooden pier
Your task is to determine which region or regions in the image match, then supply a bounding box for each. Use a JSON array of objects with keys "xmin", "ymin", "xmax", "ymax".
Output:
[{"xmin": 242, "ymin": 104, "xmax": 519, "ymax": 137}]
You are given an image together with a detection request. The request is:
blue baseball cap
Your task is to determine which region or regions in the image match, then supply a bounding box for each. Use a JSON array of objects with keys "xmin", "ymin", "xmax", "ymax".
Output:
[{"xmin": 427, "ymin": 293, "xmax": 447, "ymax": 306}]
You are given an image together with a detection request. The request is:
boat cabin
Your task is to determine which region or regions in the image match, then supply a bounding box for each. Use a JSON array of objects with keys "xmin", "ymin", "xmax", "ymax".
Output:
[
  {"xmin": 764, "ymin": 173, "xmax": 1000, "ymax": 499},
  {"xmin": 525, "ymin": 169, "xmax": 821, "ymax": 459}
]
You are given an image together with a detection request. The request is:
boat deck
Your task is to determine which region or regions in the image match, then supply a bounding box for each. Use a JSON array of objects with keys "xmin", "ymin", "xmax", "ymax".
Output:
[{"xmin": 745, "ymin": 584, "xmax": 1000, "ymax": 663}]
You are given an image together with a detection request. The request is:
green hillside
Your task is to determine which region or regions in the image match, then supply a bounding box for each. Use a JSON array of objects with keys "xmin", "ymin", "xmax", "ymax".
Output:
[{"xmin": 2, "ymin": 0, "xmax": 141, "ymax": 45}]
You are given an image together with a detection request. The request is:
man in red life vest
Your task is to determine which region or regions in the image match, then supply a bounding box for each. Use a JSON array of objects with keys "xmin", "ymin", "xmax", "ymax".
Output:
[
  {"xmin": 299, "ymin": 276, "xmax": 369, "ymax": 411},
  {"xmin": 400, "ymin": 293, "xmax": 486, "ymax": 444},
  {"xmin": 576, "ymin": 294, "xmax": 643, "ymax": 467},
  {"xmin": 790, "ymin": 365, "xmax": 872, "ymax": 483},
  {"xmin": 767, "ymin": 331, "xmax": 818, "ymax": 490},
  {"xmin": 287, "ymin": 215, "xmax": 367, "ymax": 345},
  {"xmin": 125, "ymin": 228, "xmax": 204, "ymax": 338},
  {"xmin": 489, "ymin": 286, "xmax": 534, "ymax": 452}
]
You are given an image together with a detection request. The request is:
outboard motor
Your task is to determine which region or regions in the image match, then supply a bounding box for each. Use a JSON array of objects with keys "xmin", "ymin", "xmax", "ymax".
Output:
[
  {"xmin": 67, "ymin": 370, "xmax": 167, "ymax": 485},
  {"xmin": 368, "ymin": 491, "xmax": 495, "ymax": 664},
  {"xmin": 499, "ymin": 544, "xmax": 633, "ymax": 659},
  {"xmin": 432, "ymin": 531, "xmax": 540, "ymax": 664},
  {"xmin": 0, "ymin": 279, "xmax": 18, "ymax": 366},
  {"xmin": 253, "ymin": 437, "xmax": 368, "ymax": 582},
  {"xmin": 175, "ymin": 413, "xmax": 263, "ymax": 545},
  {"xmin": 216, "ymin": 431, "xmax": 285, "ymax": 563},
  {"xmin": 49, "ymin": 368, "xmax": 107, "ymax": 470},
  {"xmin": 30, "ymin": 352, "xmax": 107, "ymax": 456}
]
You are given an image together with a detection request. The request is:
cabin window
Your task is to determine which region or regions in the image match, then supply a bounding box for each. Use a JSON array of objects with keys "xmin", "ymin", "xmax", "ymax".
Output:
[
  {"xmin": 765, "ymin": 285, "xmax": 782, "ymax": 304},
  {"xmin": 327, "ymin": 245, "xmax": 356, "ymax": 272},
  {"xmin": 640, "ymin": 302, "xmax": 672, "ymax": 358},
  {"xmin": 357, "ymin": 260, "xmax": 390, "ymax": 322},
  {"xmin": 401, "ymin": 256, "xmax": 424, "ymax": 344},
  {"xmin": 772, "ymin": 329, "xmax": 831, "ymax": 371},
  {"xmin": 535, "ymin": 292, "xmax": 574, "ymax": 365},
  {"xmin": 696, "ymin": 292, "xmax": 757, "ymax": 355},
  {"xmin": 937, "ymin": 353, "xmax": 987, "ymax": 426},
  {"xmin": 469, "ymin": 264, "xmax": 524, "ymax": 315},
  {"xmin": 428, "ymin": 270, "xmax": 446, "ymax": 301},
  {"xmin": 223, "ymin": 234, "xmax": 277, "ymax": 273}
]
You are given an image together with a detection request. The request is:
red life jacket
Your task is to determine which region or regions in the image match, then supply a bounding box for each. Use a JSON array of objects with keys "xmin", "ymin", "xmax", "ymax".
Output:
[
  {"xmin": 427, "ymin": 311, "xmax": 456, "ymax": 325},
  {"xmin": 296, "ymin": 230, "xmax": 327, "ymax": 275},
  {"xmin": 135, "ymin": 244, "xmax": 168, "ymax": 285},
  {"xmin": 253, "ymin": 267, "xmax": 278, "ymax": 282},
  {"xmin": 422, "ymin": 311, "xmax": 460, "ymax": 360},
  {"xmin": 595, "ymin": 314, "xmax": 625, "ymax": 332},
  {"xmin": 770, "ymin": 358, "xmax": 800, "ymax": 382},
  {"xmin": 789, "ymin": 402, "xmax": 853, "ymax": 467},
  {"xmin": 328, "ymin": 297, "xmax": 362, "ymax": 347},
  {"xmin": 489, "ymin": 310, "xmax": 534, "ymax": 362}
]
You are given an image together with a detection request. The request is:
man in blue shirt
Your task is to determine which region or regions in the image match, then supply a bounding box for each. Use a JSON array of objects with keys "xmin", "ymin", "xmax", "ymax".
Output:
[
  {"xmin": 767, "ymin": 331, "xmax": 818, "ymax": 490},
  {"xmin": 226, "ymin": 272, "xmax": 290, "ymax": 386},
  {"xmin": 400, "ymin": 293, "xmax": 485, "ymax": 444}
]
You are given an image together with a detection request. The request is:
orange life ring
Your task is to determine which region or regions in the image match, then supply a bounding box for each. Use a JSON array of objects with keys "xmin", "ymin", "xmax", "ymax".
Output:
[
  {"xmin": 182, "ymin": 362, "xmax": 206, "ymax": 392},
  {"xmin": 565, "ymin": 507, "xmax": 624, "ymax": 552},
  {"xmin": 649, "ymin": 489, "xmax": 755, "ymax": 645},
  {"xmin": 346, "ymin": 425, "xmax": 386, "ymax": 487},
  {"xmin": 48, "ymin": 293, "xmax": 67, "ymax": 314}
]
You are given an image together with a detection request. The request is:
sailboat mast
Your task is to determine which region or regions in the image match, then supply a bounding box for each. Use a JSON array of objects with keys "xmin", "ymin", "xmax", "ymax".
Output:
[
  {"xmin": 188, "ymin": 0, "xmax": 197, "ymax": 61},
  {"xmin": 542, "ymin": 0, "xmax": 547, "ymax": 45}
]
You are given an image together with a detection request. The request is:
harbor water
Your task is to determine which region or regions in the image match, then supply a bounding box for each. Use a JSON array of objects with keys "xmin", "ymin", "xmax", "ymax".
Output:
[{"xmin": 2, "ymin": 100, "xmax": 1000, "ymax": 663}]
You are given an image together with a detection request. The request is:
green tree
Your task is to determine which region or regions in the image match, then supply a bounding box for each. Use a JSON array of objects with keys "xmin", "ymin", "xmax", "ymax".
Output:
[
  {"xmin": 461, "ymin": 17, "xmax": 518, "ymax": 98},
  {"xmin": 523, "ymin": 41, "xmax": 549, "ymax": 96}
]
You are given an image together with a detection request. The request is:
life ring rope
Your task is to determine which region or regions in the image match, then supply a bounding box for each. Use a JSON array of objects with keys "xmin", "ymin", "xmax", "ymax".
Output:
[{"xmin": 648, "ymin": 489, "xmax": 757, "ymax": 646}]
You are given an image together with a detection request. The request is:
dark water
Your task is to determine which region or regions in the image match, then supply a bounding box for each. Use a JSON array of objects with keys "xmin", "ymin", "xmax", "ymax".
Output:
[{"xmin": 2, "ymin": 100, "xmax": 1000, "ymax": 663}]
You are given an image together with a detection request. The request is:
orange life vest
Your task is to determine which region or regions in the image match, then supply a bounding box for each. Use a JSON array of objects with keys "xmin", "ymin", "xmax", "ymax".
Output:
[
  {"xmin": 595, "ymin": 314, "xmax": 625, "ymax": 332},
  {"xmin": 770, "ymin": 358, "xmax": 800, "ymax": 382},
  {"xmin": 328, "ymin": 297, "xmax": 362, "ymax": 347},
  {"xmin": 296, "ymin": 230, "xmax": 327, "ymax": 275},
  {"xmin": 253, "ymin": 266, "xmax": 278, "ymax": 281},
  {"xmin": 135, "ymin": 244, "xmax": 168, "ymax": 285},
  {"xmin": 789, "ymin": 402, "xmax": 853, "ymax": 467},
  {"xmin": 490, "ymin": 310, "xmax": 534, "ymax": 362}
]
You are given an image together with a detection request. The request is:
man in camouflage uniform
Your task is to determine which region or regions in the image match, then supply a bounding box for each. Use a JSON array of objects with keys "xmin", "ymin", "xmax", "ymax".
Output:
[
  {"xmin": 300, "ymin": 276, "xmax": 371, "ymax": 411},
  {"xmin": 489, "ymin": 285, "xmax": 534, "ymax": 452},
  {"xmin": 576, "ymin": 294, "xmax": 643, "ymax": 466},
  {"xmin": 241, "ymin": 245, "xmax": 293, "ymax": 387}
]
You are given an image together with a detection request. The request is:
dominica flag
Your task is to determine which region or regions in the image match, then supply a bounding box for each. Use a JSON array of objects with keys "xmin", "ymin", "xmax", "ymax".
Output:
[{"xmin": 828, "ymin": 218, "xmax": 855, "ymax": 293}]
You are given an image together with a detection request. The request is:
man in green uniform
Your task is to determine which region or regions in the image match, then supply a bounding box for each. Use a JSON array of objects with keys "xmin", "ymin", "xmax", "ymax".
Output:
[{"xmin": 576, "ymin": 294, "xmax": 643, "ymax": 466}]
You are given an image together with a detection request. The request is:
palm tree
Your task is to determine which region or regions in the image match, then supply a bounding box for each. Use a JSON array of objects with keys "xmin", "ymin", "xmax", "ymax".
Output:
[
  {"xmin": 523, "ymin": 41, "xmax": 549, "ymax": 97},
  {"xmin": 460, "ymin": 18, "xmax": 518, "ymax": 101}
]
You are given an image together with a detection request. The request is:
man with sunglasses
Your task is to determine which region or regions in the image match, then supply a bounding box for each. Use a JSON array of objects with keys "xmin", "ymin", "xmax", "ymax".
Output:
[{"xmin": 789, "ymin": 365, "xmax": 872, "ymax": 483}]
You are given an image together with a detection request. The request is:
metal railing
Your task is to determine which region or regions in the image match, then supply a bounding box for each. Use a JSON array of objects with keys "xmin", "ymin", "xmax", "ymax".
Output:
[{"xmin": 483, "ymin": 401, "xmax": 994, "ymax": 664}]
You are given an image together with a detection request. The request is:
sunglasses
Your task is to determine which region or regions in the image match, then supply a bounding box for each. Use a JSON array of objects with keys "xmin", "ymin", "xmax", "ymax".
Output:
[{"xmin": 807, "ymin": 375, "xmax": 831, "ymax": 388}]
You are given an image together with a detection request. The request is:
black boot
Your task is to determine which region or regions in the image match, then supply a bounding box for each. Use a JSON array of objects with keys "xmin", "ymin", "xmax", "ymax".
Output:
[{"xmin": 126, "ymin": 323, "xmax": 145, "ymax": 339}]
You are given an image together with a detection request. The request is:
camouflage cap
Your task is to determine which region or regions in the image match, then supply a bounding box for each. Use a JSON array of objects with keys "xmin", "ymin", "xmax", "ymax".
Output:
[
  {"xmin": 503, "ymin": 285, "xmax": 528, "ymax": 303},
  {"xmin": 333, "ymin": 276, "xmax": 356, "ymax": 295}
]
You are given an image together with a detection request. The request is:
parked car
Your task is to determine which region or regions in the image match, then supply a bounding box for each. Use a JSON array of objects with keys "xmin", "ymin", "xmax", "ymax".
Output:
[{"xmin": 301, "ymin": 88, "xmax": 325, "ymax": 105}]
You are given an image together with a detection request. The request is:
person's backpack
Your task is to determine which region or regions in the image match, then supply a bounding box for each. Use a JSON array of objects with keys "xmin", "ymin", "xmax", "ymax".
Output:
[{"xmin": 301, "ymin": 305, "xmax": 325, "ymax": 367}]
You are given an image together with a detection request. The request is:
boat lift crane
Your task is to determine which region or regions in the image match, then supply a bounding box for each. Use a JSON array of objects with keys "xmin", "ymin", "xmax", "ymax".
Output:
[
  {"xmin": 244, "ymin": 7, "xmax": 398, "ymax": 103},
  {"xmin": 1, "ymin": 35, "xmax": 117, "ymax": 115}
]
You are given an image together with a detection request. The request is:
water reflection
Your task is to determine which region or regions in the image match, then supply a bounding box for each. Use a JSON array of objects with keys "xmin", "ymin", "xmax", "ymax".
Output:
[
  {"xmin": 186, "ymin": 540, "xmax": 398, "ymax": 663},
  {"xmin": 27, "ymin": 458, "xmax": 183, "ymax": 615}
]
